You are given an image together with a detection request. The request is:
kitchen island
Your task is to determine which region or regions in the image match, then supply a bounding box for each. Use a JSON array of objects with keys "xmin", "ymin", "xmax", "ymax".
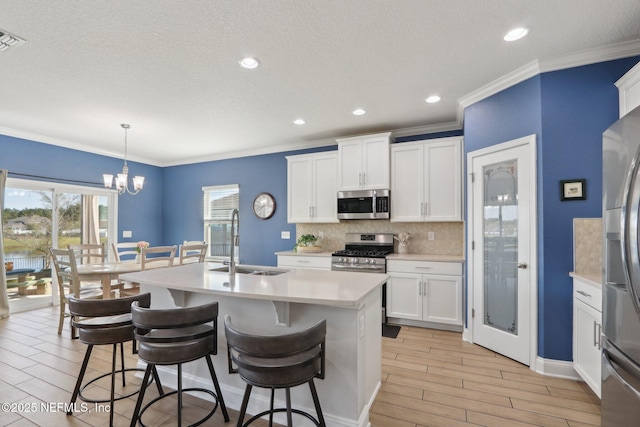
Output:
[{"xmin": 120, "ymin": 262, "xmax": 387, "ymax": 427}]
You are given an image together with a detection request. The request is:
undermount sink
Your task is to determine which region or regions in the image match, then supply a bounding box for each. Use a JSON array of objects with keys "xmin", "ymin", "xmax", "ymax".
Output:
[{"xmin": 209, "ymin": 265, "xmax": 289, "ymax": 276}]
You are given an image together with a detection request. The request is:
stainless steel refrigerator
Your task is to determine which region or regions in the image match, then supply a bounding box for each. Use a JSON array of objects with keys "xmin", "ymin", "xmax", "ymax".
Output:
[{"xmin": 602, "ymin": 105, "xmax": 640, "ymax": 426}]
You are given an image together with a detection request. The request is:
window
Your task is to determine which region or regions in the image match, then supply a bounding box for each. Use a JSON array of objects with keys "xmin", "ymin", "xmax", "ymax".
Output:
[{"xmin": 203, "ymin": 184, "xmax": 239, "ymax": 261}]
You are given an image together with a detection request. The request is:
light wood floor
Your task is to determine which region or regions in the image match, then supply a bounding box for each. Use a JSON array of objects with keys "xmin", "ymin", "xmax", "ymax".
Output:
[
  {"xmin": 371, "ymin": 326, "xmax": 601, "ymax": 427},
  {"xmin": 0, "ymin": 306, "xmax": 600, "ymax": 426}
]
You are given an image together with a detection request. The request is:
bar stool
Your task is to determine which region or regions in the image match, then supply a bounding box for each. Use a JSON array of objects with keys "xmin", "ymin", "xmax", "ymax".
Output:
[
  {"xmin": 130, "ymin": 301, "xmax": 230, "ymax": 427},
  {"xmin": 224, "ymin": 316, "xmax": 327, "ymax": 427},
  {"xmin": 67, "ymin": 292, "xmax": 161, "ymax": 427}
]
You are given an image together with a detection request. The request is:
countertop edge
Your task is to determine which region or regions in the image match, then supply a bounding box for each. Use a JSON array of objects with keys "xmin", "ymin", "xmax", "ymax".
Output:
[
  {"xmin": 275, "ymin": 250, "xmax": 464, "ymax": 262},
  {"xmin": 569, "ymin": 272, "xmax": 602, "ymax": 288}
]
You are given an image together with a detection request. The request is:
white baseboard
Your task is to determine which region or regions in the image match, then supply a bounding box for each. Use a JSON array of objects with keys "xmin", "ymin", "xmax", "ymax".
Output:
[{"xmin": 534, "ymin": 356, "xmax": 581, "ymax": 380}]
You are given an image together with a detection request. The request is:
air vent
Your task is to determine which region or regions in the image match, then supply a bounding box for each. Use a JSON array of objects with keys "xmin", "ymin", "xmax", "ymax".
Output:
[{"xmin": 0, "ymin": 29, "xmax": 25, "ymax": 52}]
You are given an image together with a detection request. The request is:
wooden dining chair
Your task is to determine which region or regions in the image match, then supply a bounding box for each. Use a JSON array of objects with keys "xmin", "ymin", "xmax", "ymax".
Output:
[
  {"xmin": 49, "ymin": 247, "xmax": 103, "ymax": 337},
  {"xmin": 141, "ymin": 245, "xmax": 177, "ymax": 270},
  {"xmin": 179, "ymin": 243, "xmax": 208, "ymax": 265},
  {"xmin": 111, "ymin": 242, "xmax": 138, "ymax": 261},
  {"xmin": 68, "ymin": 243, "xmax": 106, "ymax": 264}
]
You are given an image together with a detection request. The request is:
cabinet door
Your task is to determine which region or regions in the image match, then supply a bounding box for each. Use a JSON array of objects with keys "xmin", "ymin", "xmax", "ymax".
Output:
[
  {"xmin": 312, "ymin": 152, "xmax": 339, "ymax": 223},
  {"xmin": 362, "ymin": 135, "xmax": 390, "ymax": 189},
  {"xmin": 424, "ymin": 139, "xmax": 462, "ymax": 221},
  {"xmin": 573, "ymin": 299, "xmax": 602, "ymax": 397},
  {"xmin": 337, "ymin": 140, "xmax": 363, "ymax": 191},
  {"xmin": 423, "ymin": 274, "xmax": 463, "ymax": 325},
  {"xmin": 287, "ymin": 156, "xmax": 313, "ymax": 223},
  {"xmin": 386, "ymin": 273, "xmax": 422, "ymax": 320},
  {"xmin": 391, "ymin": 143, "xmax": 423, "ymax": 221}
]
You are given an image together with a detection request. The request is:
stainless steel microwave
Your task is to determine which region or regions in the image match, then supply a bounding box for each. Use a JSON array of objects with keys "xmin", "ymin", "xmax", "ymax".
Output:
[{"xmin": 337, "ymin": 189, "xmax": 390, "ymax": 220}]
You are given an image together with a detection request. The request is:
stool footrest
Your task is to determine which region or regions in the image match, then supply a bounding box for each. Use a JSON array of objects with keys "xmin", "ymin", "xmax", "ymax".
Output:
[
  {"xmin": 138, "ymin": 387, "xmax": 221, "ymax": 427},
  {"xmin": 243, "ymin": 407, "xmax": 321, "ymax": 427},
  {"xmin": 76, "ymin": 367, "xmax": 148, "ymax": 406}
]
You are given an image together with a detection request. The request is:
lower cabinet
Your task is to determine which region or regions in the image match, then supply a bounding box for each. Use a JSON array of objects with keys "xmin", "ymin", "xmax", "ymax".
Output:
[
  {"xmin": 277, "ymin": 254, "xmax": 331, "ymax": 270},
  {"xmin": 387, "ymin": 260, "xmax": 463, "ymax": 327},
  {"xmin": 572, "ymin": 276, "xmax": 602, "ymax": 398}
]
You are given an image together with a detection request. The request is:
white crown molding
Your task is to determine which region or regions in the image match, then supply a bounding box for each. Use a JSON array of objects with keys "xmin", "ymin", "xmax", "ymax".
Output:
[
  {"xmin": 391, "ymin": 120, "xmax": 462, "ymax": 139},
  {"xmin": 0, "ymin": 125, "xmax": 162, "ymax": 167},
  {"xmin": 459, "ymin": 60, "xmax": 541, "ymax": 109},
  {"xmin": 459, "ymin": 39, "xmax": 640, "ymax": 111}
]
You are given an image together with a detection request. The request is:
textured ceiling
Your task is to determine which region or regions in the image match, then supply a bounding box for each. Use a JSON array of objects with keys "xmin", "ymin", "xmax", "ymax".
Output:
[{"xmin": 1, "ymin": 1, "xmax": 640, "ymax": 166}]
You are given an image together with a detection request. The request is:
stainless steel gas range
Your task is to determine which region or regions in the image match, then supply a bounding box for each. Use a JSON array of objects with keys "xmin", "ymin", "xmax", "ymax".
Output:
[{"xmin": 331, "ymin": 233, "xmax": 394, "ymax": 273}]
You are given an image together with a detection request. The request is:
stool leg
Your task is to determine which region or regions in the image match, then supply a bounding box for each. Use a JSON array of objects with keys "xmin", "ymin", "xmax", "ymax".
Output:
[
  {"xmin": 130, "ymin": 364, "xmax": 153, "ymax": 427},
  {"xmin": 177, "ymin": 363, "xmax": 183, "ymax": 427},
  {"xmin": 285, "ymin": 388, "xmax": 293, "ymax": 427},
  {"xmin": 68, "ymin": 344, "xmax": 93, "ymax": 415},
  {"xmin": 269, "ymin": 388, "xmax": 275, "ymax": 426},
  {"xmin": 152, "ymin": 365, "xmax": 164, "ymax": 396},
  {"xmin": 120, "ymin": 342, "xmax": 126, "ymax": 387},
  {"xmin": 110, "ymin": 343, "xmax": 117, "ymax": 427},
  {"xmin": 205, "ymin": 354, "xmax": 229, "ymax": 421},
  {"xmin": 237, "ymin": 384, "xmax": 252, "ymax": 427},
  {"xmin": 309, "ymin": 379, "xmax": 326, "ymax": 427}
]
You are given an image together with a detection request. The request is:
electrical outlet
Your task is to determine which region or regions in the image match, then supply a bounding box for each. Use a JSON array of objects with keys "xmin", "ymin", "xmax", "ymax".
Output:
[
  {"xmin": 123, "ymin": 231, "xmax": 132, "ymax": 238},
  {"xmin": 281, "ymin": 231, "xmax": 291, "ymax": 239},
  {"xmin": 318, "ymin": 231, "xmax": 324, "ymax": 238},
  {"xmin": 428, "ymin": 231, "xmax": 435, "ymax": 240}
]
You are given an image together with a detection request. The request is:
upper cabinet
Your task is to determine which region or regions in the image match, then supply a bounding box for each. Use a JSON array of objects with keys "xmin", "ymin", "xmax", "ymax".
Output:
[
  {"xmin": 286, "ymin": 151, "xmax": 339, "ymax": 223},
  {"xmin": 337, "ymin": 132, "xmax": 391, "ymax": 191},
  {"xmin": 391, "ymin": 137, "xmax": 462, "ymax": 222},
  {"xmin": 616, "ymin": 61, "xmax": 640, "ymax": 118}
]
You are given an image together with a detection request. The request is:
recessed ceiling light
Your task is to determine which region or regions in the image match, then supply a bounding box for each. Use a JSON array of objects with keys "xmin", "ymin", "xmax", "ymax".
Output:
[
  {"xmin": 426, "ymin": 95, "xmax": 441, "ymax": 104},
  {"xmin": 239, "ymin": 57, "xmax": 260, "ymax": 69},
  {"xmin": 504, "ymin": 27, "xmax": 529, "ymax": 42},
  {"xmin": 352, "ymin": 108, "xmax": 366, "ymax": 116},
  {"xmin": 293, "ymin": 119, "xmax": 306, "ymax": 125}
]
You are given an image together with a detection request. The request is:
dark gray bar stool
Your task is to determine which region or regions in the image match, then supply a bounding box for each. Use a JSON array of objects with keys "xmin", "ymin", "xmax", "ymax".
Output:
[
  {"xmin": 224, "ymin": 316, "xmax": 327, "ymax": 427},
  {"xmin": 67, "ymin": 292, "xmax": 160, "ymax": 427},
  {"xmin": 130, "ymin": 301, "xmax": 230, "ymax": 427}
]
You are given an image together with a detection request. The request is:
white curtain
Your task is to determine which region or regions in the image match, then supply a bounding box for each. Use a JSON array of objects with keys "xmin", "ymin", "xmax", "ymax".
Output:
[
  {"xmin": 81, "ymin": 195, "xmax": 99, "ymax": 245},
  {"xmin": 0, "ymin": 169, "xmax": 10, "ymax": 318}
]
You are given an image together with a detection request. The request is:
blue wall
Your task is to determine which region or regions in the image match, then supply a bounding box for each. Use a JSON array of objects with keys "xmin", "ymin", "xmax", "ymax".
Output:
[
  {"xmin": 162, "ymin": 146, "xmax": 337, "ymax": 267},
  {"xmin": 463, "ymin": 56, "xmax": 640, "ymax": 361},
  {"xmin": 0, "ymin": 134, "xmax": 165, "ymax": 246}
]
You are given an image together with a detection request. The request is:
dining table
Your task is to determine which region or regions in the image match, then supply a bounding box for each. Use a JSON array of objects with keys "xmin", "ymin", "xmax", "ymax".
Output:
[{"xmin": 75, "ymin": 261, "xmax": 144, "ymax": 299}]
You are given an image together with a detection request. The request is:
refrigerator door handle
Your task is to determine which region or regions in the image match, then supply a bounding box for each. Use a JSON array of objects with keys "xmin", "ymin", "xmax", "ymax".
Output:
[
  {"xmin": 621, "ymin": 143, "xmax": 640, "ymax": 315},
  {"xmin": 603, "ymin": 349, "xmax": 640, "ymax": 400}
]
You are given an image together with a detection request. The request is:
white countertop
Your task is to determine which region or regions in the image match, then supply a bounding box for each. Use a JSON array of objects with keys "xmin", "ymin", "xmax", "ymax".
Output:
[
  {"xmin": 120, "ymin": 262, "xmax": 388, "ymax": 308},
  {"xmin": 569, "ymin": 272, "xmax": 602, "ymax": 288},
  {"xmin": 276, "ymin": 250, "xmax": 464, "ymax": 262}
]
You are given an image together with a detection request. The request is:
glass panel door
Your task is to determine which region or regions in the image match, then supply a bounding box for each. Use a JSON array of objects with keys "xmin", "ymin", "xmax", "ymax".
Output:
[
  {"xmin": 483, "ymin": 159, "xmax": 518, "ymax": 334},
  {"xmin": 3, "ymin": 187, "xmax": 54, "ymax": 311}
]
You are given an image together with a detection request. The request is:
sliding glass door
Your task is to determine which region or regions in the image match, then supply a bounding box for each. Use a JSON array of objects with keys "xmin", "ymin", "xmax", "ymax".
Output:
[{"xmin": 3, "ymin": 178, "xmax": 116, "ymax": 312}]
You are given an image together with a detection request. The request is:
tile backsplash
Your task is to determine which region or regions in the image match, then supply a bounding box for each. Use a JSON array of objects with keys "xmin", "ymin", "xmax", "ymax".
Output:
[
  {"xmin": 296, "ymin": 221, "xmax": 464, "ymax": 255},
  {"xmin": 573, "ymin": 218, "xmax": 602, "ymax": 277}
]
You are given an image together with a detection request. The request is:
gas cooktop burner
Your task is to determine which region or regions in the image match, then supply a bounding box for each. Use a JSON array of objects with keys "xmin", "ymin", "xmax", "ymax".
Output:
[{"xmin": 332, "ymin": 249, "xmax": 391, "ymax": 258}]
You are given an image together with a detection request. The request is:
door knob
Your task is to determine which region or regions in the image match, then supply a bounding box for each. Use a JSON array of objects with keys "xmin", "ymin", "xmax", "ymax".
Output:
[{"xmin": 518, "ymin": 263, "xmax": 528, "ymax": 269}]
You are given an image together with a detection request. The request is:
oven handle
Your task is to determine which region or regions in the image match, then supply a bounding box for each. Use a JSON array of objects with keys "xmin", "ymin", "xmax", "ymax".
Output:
[{"xmin": 331, "ymin": 264, "xmax": 386, "ymax": 273}]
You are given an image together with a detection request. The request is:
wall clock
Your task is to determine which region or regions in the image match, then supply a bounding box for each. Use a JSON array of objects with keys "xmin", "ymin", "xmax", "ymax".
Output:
[{"xmin": 253, "ymin": 192, "xmax": 276, "ymax": 219}]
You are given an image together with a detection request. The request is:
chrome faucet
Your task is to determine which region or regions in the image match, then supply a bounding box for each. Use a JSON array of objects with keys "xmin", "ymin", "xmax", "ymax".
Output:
[{"xmin": 229, "ymin": 208, "xmax": 239, "ymax": 274}]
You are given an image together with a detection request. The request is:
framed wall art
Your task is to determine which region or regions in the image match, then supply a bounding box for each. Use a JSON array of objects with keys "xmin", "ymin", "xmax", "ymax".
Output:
[{"xmin": 560, "ymin": 179, "xmax": 586, "ymax": 201}]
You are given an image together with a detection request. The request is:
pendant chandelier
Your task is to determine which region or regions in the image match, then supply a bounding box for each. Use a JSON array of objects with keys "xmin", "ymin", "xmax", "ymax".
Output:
[{"xmin": 103, "ymin": 124, "xmax": 144, "ymax": 195}]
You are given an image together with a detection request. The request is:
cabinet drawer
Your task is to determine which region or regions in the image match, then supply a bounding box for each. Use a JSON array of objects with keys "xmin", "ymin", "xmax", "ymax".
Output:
[
  {"xmin": 277, "ymin": 255, "xmax": 331, "ymax": 270},
  {"xmin": 387, "ymin": 260, "xmax": 462, "ymax": 276},
  {"xmin": 573, "ymin": 278, "xmax": 602, "ymax": 312}
]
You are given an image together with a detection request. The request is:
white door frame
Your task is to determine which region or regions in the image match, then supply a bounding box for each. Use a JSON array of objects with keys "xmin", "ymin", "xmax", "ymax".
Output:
[{"xmin": 464, "ymin": 134, "xmax": 538, "ymax": 370}]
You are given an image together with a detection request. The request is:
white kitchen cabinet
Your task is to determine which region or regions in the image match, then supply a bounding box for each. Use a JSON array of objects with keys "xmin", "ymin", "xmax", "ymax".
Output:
[
  {"xmin": 572, "ymin": 276, "xmax": 602, "ymax": 398},
  {"xmin": 286, "ymin": 151, "xmax": 338, "ymax": 223},
  {"xmin": 391, "ymin": 137, "xmax": 462, "ymax": 222},
  {"xmin": 616, "ymin": 60, "xmax": 640, "ymax": 118},
  {"xmin": 387, "ymin": 260, "xmax": 463, "ymax": 327},
  {"xmin": 277, "ymin": 254, "xmax": 331, "ymax": 270},
  {"xmin": 337, "ymin": 132, "xmax": 391, "ymax": 191}
]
